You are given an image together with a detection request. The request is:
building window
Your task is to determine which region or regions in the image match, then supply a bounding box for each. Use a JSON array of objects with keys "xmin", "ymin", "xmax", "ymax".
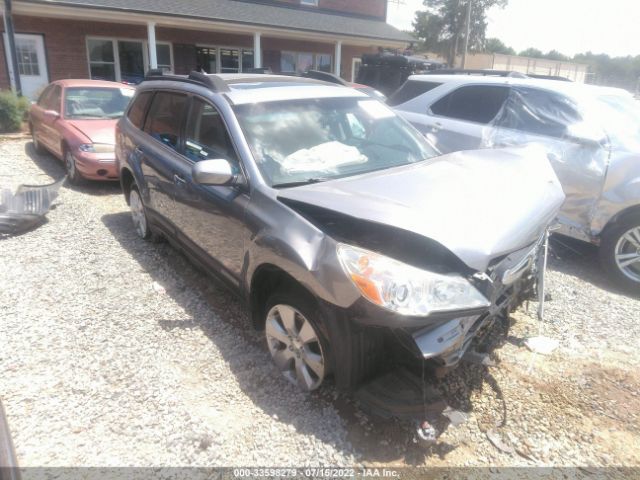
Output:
[
  {"xmin": 87, "ymin": 38, "xmax": 116, "ymax": 81},
  {"xmin": 281, "ymin": 51, "xmax": 332, "ymax": 73},
  {"xmin": 195, "ymin": 46, "xmax": 254, "ymax": 73},
  {"xmin": 16, "ymin": 37, "xmax": 40, "ymax": 76},
  {"xmin": 315, "ymin": 54, "xmax": 332, "ymax": 73},
  {"xmin": 156, "ymin": 44, "xmax": 172, "ymax": 72},
  {"xmin": 118, "ymin": 41, "xmax": 145, "ymax": 84},
  {"xmin": 351, "ymin": 58, "xmax": 362, "ymax": 82},
  {"xmin": 87, "ymin": 37, "xmax": 173, "ymax": 83}
]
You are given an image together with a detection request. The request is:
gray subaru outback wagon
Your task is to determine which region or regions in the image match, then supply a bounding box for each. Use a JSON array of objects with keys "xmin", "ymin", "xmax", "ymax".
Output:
[{"xmin": 116, "ymin": 71, "xmax": 564, "ymax": 405}]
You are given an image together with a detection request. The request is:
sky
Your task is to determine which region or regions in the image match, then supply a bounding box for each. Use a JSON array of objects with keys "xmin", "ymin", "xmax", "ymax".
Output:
[{"xmin": 386, "ymin": 0, "xmax": 640, "ymax": 58}]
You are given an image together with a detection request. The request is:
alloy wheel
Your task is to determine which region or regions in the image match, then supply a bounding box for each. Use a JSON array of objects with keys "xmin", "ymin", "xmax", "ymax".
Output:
[
  {"xmin": 265, "ymin": 304, "xmax": 326, "ymax": 391},
  {"xmin": 614, "ymin": 226, "xmax": 640, "ymax": 283},
  {"xmin": 129, "ymin": 189, "xmax": 148, "ymax": 239}
]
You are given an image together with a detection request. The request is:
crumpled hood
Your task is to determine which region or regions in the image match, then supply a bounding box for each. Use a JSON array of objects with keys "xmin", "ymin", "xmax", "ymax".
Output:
[
  {"xmin": 278, "ymin": 146, "xmax": 565, "ymax": 272},
  {"xmin": 66, "ymin": 119, "xmax": 117, "ymax": 145}
]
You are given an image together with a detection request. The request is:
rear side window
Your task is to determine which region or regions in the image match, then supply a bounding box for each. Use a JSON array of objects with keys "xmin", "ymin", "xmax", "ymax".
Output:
[
  {"xmin": 127, "ymin": 91, "xmax": 153, "ymax": 129},
  {"xmin": 387, "ymin": 80, "xmax": 442, "ymax": 106},
  {"xmin": 144, "ymin": 92, "xmax": 188, "ymax": 151},
  {"xmin": 495, "ymin": 87, "xmax": 582, "ymax": 138},
  {"xmin": 430, "ymin": 85, "xmax": 509, "ymax": 124}
]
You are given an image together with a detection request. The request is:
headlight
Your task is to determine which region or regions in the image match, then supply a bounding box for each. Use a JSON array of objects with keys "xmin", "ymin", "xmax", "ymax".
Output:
[
  {"xmin": 337, "ymin": 244, "xmax": 490, "ymax": 316},
  {"xmin": 79, "ymin": 143, "xmax": 114, "ymax": 153}
]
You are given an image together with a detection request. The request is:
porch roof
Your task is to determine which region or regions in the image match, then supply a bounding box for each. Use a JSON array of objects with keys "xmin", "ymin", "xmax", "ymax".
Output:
[{"xmin": 17, "ymin": 0, "xmax": 413, "ymax": 44}]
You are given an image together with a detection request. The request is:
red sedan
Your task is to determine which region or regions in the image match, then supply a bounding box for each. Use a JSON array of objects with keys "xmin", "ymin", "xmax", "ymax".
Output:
[{"xmin": 29, "ymin": 79, "xmax": 135, "ymax": 183}]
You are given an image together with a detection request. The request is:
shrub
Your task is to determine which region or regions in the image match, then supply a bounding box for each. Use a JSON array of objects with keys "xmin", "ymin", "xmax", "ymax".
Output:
[{"xmin": 0, "ymin": 90, "xmax": 30, "ymax": 133}]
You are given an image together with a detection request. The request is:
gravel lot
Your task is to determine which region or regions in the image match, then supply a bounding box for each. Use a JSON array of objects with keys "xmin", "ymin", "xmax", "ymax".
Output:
[{"xmin": 1, "ymin": 137, "xmax": 639, "ymax": 467}]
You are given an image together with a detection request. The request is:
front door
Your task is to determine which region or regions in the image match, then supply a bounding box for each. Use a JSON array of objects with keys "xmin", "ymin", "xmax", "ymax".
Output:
[
  {"xmin": 171, "ymin": 96, "xmax": 249, "ymax": 287},
  {"xmin": 3, "ymin": 33, "xmax": 49, "ymax": 100}
]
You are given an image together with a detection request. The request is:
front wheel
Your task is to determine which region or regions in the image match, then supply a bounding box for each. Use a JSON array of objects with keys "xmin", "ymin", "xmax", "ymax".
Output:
[
  {"xmin": 599, "ymin": 214, "xmax": 640, "ymax": 292},
  {"xmin": 264, "ymin": 291, "xmax": 331, "ymax": 392},
  {"xmin": 64, "ymin": 150, "xmax": 83, "ymax": 185}
]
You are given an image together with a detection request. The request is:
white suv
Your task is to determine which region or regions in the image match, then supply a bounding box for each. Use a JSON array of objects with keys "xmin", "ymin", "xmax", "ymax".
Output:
[{"xmin": 392, "ymin": 74, "xmax": 640, "ymax": 291}]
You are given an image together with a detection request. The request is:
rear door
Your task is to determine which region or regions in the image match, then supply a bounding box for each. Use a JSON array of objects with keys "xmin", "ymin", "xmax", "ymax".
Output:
[
  {"xmin": 492, "ymin": 86, "xmax": 609, "ymax": 234},
  {"xmin": 38, "ymin": 84, "xmax": 63, "ymax": 156},
  {"xmin": 170, "ymin": 96, "xmax": 249, "ymax": 287},
  {"xmin": 419, "ymin": 84, "xmax": 510, "ymax": 153},
  {"xmin": 138, "ymin": 91, "xmax": 189, "ymax": 228},
  {"xmin": 30, "ymin": 84, "xmax": 53, "ymax": 145}
]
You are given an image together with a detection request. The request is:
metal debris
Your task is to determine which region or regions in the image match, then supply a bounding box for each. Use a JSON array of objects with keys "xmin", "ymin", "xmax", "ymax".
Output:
[{"xmin": 0, "ymin": 177, "xmax": 65, "ymax": 235}]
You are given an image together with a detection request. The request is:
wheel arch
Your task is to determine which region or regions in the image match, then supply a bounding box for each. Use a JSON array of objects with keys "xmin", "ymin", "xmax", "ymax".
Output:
[
  {"xmin": 120, "ymin": 167, "xmax": 135, "ymax": 205},
  {"xmin": 248, "ymin": 263, "xmax": 318, "ymax": 330},
  {"xmin": 599, "ymin": 204, "xmax": 640, "ymax": 238}
]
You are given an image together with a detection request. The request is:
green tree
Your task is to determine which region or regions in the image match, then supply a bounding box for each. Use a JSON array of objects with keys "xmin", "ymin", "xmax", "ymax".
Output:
[
  {"xmin": 544, "ymin": 50, "xmax": 571, "ymax": 61},
  {"xmin": 519, "ymin": 47, "xmax": 544, "ymax": 58},
  {"xmin": 485, "ymin": 38, "xmax": 515, "ymax": 55},
  {"xmin": 413, "ymin": 0, "xmax": 509, "ymax": 67}
]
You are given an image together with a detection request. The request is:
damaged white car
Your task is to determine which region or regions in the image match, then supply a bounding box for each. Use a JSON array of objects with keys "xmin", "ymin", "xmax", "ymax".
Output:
[{"xmin": 392, "ymin": 74, "xmax": 640, "ymax": 291}]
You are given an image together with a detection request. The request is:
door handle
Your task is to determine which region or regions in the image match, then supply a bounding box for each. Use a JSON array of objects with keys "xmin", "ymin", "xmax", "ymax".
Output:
[
  {"xmin": 173, "ymin": 174, "xmax": 187, "ymax": 185},
  {"xmin": 430, "ymin": 122, "xmax": 442, "ymax": 132}
]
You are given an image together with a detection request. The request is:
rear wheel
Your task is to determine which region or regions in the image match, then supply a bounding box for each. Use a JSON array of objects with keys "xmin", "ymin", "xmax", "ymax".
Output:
[
  {"xmin": 264, "ymin": 291, "xmax": 330, "ymax": 392},
  {"xmin": 129, "ymin": 186, "xmax": 151, "ymax": 240},
  {"xmin": 30, "ymin": 125, "xmax": 46, "ymax": 154},
  {"xmin": 599, "ymin": 214, "xmax": 640, "ymax": 292}
]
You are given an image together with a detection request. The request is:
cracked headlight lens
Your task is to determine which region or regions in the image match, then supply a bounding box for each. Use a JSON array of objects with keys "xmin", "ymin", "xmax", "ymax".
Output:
[{"xmin": 337, "ymin": 243, "xmax": 490, "ymax": 316}]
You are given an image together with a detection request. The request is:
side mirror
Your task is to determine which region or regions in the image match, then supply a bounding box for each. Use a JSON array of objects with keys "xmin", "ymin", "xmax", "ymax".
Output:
[
  {"xmin": 192, "ymin": 159, "xmax": 234, "ymax": 186},
  {"xmin": 43, "ymin": 110, "xmax": 60, "ymax": 120}
]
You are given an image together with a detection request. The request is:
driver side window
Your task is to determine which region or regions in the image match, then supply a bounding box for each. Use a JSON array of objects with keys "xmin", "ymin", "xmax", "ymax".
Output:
[{"xmin": 184, "ymin": 98, "xmax": 238, "ymax": 164}]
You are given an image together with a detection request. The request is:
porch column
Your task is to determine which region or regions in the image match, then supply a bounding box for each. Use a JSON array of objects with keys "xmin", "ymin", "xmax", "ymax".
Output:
[
  {"xmin": 3, "ymin": 0, "xmax": 22, "ymax": 95},
  {"xmin": 147, "ymin": 21, "xmax": 158, "ymax": 69},
  {"xmin": 253, "ymin": 32, "xmax": 262, "ymax": 69},
  {"xmin": 334, "ymin": 41, "xmax": 342, "ymax": 78}
]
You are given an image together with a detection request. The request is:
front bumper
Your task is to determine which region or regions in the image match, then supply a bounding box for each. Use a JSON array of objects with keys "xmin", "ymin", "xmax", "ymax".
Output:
[
  {"xmin": 333, "ymin": 236, "xmax": 544, "ymax": 370},
  {"xmin": 73, "ymin": 150, "xmax": 119, "ymax": 180},
  {"xmin": 410, "ymin": 238, "xmax": 543, "ymax": 367}
]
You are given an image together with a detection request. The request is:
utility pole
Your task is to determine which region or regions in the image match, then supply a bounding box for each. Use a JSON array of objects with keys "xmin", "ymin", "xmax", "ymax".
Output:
[
  {"xmin": 461, "ymin": 0, "xmax": 472, "ymax": 69},
  {"xmin": 3, "ymin": 0, "xmax": 22, "ymax": 95}
]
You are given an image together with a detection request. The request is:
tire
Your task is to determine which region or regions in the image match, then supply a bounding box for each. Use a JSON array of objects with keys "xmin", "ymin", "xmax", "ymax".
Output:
[
  {"xmin": 264, "ymin": 289, "xmax": 332, "ymax": 392},
  {"xmin": 599, "ymin": 213, "xmax": 640, "ymax": 292},
  {"xmin": 64, "ymin": 148, "xmax": 83, "ymax": 185},
  {"xmin": 30, "ymin": 125, "xmax": 46, "ymax": 155},
  {"xmin": 129, "ymin": 186, "xmax": 152, "ymax": 240}
]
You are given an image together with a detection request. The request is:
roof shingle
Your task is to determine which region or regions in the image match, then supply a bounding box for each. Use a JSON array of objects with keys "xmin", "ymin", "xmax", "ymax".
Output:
[{"xmin": 24, "ymin": 0, "xmax": 413, "ymax": 43}]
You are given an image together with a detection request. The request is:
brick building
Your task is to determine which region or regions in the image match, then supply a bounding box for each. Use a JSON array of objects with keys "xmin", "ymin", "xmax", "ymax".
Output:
[{"xmin": 0, "ymin": 0, "xmax": 411, "ymax": 98}]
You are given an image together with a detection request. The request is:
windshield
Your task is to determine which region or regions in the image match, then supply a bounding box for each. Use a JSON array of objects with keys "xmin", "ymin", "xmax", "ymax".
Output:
[
  {"xmin": 233, "ymin": 97, "xmax": 438, "ymax": 187},
  {"xmin": 64, "ymin": 87, "xmax": 135, "ymax": 120}
]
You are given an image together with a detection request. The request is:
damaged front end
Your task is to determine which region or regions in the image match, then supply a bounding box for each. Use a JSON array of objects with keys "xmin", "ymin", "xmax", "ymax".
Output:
[
  {"xmin": 275, "ymin": 147, "xmax": 563, "ymax": 428},
  {"xmin": 412, "ymin": 233, "xmax": 546, "ymax": 368},
  {"xmin": 0, "ymin": 177, "xmax": 65, "ymax": 235}
]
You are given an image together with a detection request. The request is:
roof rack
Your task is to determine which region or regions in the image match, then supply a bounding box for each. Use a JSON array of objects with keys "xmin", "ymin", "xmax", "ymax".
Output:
[
  {"xmin": 302, "ymin": 70, "xmax": 349, "ymax": 86},
  {"xmin": 143, "ymin": 69, "xmax": 230, "ymax": 92},
  {"xmin": 421, "ymin": 69, "xmax": 529, "ymax": 78},
  {"xmin": 526, "ymin": 73, "xmax": 572, "ymax": 82}
]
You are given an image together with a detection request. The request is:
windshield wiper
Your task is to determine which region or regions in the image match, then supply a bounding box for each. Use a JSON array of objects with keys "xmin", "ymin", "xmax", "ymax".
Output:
[{"xmin": 272, "ymin": 177, "xmax": 332, "ymax": 189}]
